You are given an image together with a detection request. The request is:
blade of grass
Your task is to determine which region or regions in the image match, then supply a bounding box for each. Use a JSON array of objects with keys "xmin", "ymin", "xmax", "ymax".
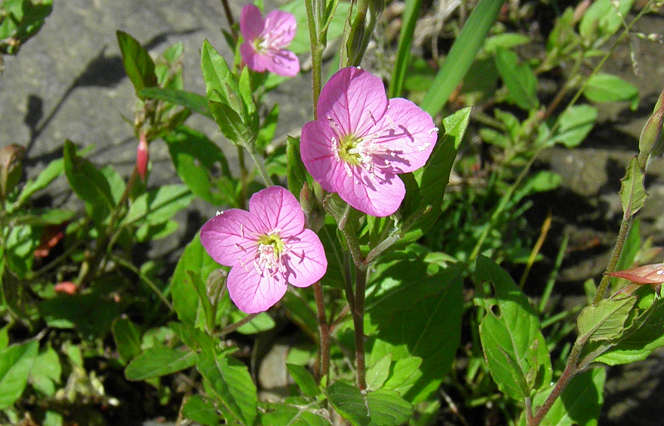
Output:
[
  {"xmin": 388, "ymin": 0, "xmax": 422, "ymax": 98},
  {"xmin": 420, "ymin": 0, "xmax": 504, "ymax": 116},
  {"xmin": 539, "ymin": 231, "xmax": 569, "ymax": 314}
]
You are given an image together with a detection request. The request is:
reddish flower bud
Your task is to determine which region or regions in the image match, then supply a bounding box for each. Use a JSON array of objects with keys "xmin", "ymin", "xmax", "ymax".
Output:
[
  {"xmin": 34, "ymin": 225, "xmax": 65, "ymax": 258},
  {"xmin": 136, "ymin": 133, "xmax": 149, "ymax": 180},
  {"xmin": 609, "ymin": 263, "xmax": 664, "ymax": 284},
  {"xmin": 54, "ymin": 281, "xmax": 78, "ymax": 295}
]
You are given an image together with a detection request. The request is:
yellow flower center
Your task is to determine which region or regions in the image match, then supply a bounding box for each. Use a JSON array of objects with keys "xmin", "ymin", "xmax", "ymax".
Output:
[{"xmin": 338, "ymin": 134, "xmax": 363, "ymax": 166}]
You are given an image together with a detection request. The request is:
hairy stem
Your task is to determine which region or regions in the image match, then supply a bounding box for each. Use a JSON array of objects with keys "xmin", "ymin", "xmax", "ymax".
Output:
[
  {"xmin": 352, "ymin": 265, "xmax": 368, "ymax": 390},
  {"xmin": 313, "ymin": 281, "xmax": 330, "ymax": 380},
  {"xmin": 594, "ymin": 215, "xmax": 633, "ymax": 304}
]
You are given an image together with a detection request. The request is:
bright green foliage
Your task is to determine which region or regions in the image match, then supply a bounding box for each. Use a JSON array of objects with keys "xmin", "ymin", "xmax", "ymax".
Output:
[
  {"xmin": 182, "ymin": 395, "xmax": 221, "ymax": 426},
  {"xmin": 476, "ymin": 256, "xmax": 552, "ymax": 400},
  {"xmin": 0, "ymin": 0, "xmax": 52, "ymax": 54},
  {"xmin": 327, "ymin": 381, "xmax": 412, "ymax": 426},
  {"xmin": 116, "ymin": 30, "xmax": 157, "ymax": 98},
  {"xmin": 0, "ymin": 340, "xmax": 38, "ymax": 409},
  {"xmin": 584, "ymin": 73, "xmax": 639, "ymax": 110},
  {"xmin": 125, "ymin": 347, "xmax": 196, "ymax": 381},
  {"xmin": 577, "ymin": 296, "xmax": 636, "ymax": 342},
  {"xmin": 619, "ymin": 156, "xmax": 647, "ymax": 218},
  {"xmin": 495, "ymin": 47, "xmax": 539, "ymax": 110}
]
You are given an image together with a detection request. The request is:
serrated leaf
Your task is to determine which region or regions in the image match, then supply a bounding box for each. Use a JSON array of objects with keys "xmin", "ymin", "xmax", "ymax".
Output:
[
  {"xmin": 551, "ymin": 105, "xmax": 597, "ymax": 148},
  {"xmin": 327, "ymin": 381, "xmax": 412, "ymax": 426},
  {"xmin": 63, "ymin": 140, "xmax": 114, "ymax": 224},
  {"xmin": 366, "ymin": 260, "xmax": 463, "ymax": 403},
  {"xmin": 584, "ymin": 73, "xmax": 639, "ymax": 110},
  {"xmin": 287, "ymin": 363, "xmax": 319, "ymax": 398},
  {"xmin": 139, "ymin": 87, "xmax": 211, "ymax": 118},
  {"xmin": 197, "ymin": 351, "xmax": 257, "ymax": 425},
  {"xmin": 116, "ymin": 30, "xmax": 157, "ymax": 98},
  {"xmin": 112, "ymin": 318, "xmax": 141, "ymax": 365},
  {"xmin": 29, "ymin": 345, "xmax": 60, "ymax": 397},
  {"xmin": 475, "ymin": 256, "xmax": 552, "ymax": 400},
  {"xmin": 182, "ymin": 395, "xmax": 221, "ymax": 426},
  {"xmin": 619, "ymin": 156, "xmax": 647, "ymax": 218},
  {"xmin": 577, "ymin": 296, "xmax": 636, "ymax": 342},
  {"xmin": 366, "ymin": 354, "xmax": 391, "ymax": 391},
  {"xmin": 123, "ymin": 184, "xmax": 193, "ymax": 226},
  {"xmin": 170, "ymin": 234, "xmax": 220, "ymax": 325},
  {"xmin": 125, "ymin": 347, "xmax": 196, "ymax": 380},
  {"xmin": 16, "ymin": 158, "xmax": 63, "ymax": 206},
  {"xmin": 495, "ymin": 47, "xmax": 538, "ymax": 110},
  {"xmin": 0, "ymin": 340, "xmax": 38, "ymax": 409}
]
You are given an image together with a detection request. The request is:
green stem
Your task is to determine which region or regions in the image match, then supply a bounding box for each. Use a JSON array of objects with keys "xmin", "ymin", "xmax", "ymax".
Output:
[
  {"xmin": 593, "ymin": 215, "xmax": 633, "ymax": 304},
  {"xmin": 351, "ymin": 265, "xmax": 368, "ymax": 390},
  {"xmin": 237, "ymin": 145, "xmax": 248, "ymax": 207},
  {"xmin": 112, "ymin": 254, "xmax": 174, "ymax": 312},
  {"xmin": 244, "ymin": 145, "xmax": 273, "ymax": 187},
  {"xmin": 313, "ymin": 281, "xmax": 330, "ymax": 380},
  {"xmin": 305, "ymin": 0, "xmax": 323, "ymax": 117}
]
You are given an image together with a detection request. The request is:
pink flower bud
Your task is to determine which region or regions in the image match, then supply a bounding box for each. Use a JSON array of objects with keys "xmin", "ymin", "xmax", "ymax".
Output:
[
  {"xmin": 136, "ymin": 133, "xmax": 149, "ymax": 180},
  {"xmin": 54, "ymin": 281, "xmax": 78, "ymax": 295},
  {"xmin": 609, "ymin": 263, "xmax": 664, "ymax": 284}
]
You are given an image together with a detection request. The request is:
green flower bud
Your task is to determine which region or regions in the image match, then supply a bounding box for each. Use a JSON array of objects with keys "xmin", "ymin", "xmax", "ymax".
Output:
[{"xmin": 638, "ymin": 88, "xmax": 664, "ymax": 171}]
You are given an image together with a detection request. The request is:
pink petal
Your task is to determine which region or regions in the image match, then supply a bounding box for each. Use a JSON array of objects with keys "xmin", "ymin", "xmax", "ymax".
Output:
[
  {"xmin": 240, "ymin": 4, "xmax": 264, "ymax": 41},
  {"xmin": 240, "ymin": 42, "xmax": 268, "ymax": 73},
  {"xmin": 317, "ymin": 67, "xmax": 388, "ymax": 137},
  {"xmin": 609, "ymin": 263, "xmax": 664, "ymax": 284},
  {"xmin": 335, "ymin": 166, "xmax": 406, "ymax": 217},
  {"xmin": 284, "ymin": 229, "xmax": 327, "ymax": 287},
  {"xmin": 200, "ymin": 209, "xmax": 261, "ymax": 266},
  {"xmin": 266, "ymin": 49, "xmax": 300, "ymax": 77},
  {"xmin": 264, "ymin": 10, "xmax": 297, "ymax": 47},
  {"xmin": 227, "ymin": 264, "xmax": 287, "ymax": 313},
  {"xmin": 301, "ymin": 120, "xmax": 341, "ymax": 193},
  {"xmin": 371, "ymin": 98, "xmax": 438, "ymax": 174},
  {"xmin": 248, "ymin": 186, "xmax": 305, "ymax": 236}
]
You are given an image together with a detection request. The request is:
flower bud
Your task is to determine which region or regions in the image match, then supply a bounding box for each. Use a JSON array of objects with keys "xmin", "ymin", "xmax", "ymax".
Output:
[
  {"xmin": 300, "ymin": 184, "xmax": 324, "ymax": 232},
  {"xmin": 638, "ymin": 88, "xmax": 664, "ymax": 171},
  {"xmin": 0, "ymin": 144, "xmax": 25, "ymax": 200},
  {"xmin": 54, "ymin": 281, "xmax": 78, "ymax": 295},
  {"xmin": 136, "ymin": 133, "xmax": 149, "ymax": 180}
]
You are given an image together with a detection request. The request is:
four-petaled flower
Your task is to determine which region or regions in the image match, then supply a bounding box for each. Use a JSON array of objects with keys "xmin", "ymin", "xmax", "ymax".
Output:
[
  {"xmin": 300, "ymin": 67, "xmax": 438, "ymax": 217},
  {"xmin": 240, "ymin": 4, "xmax": 299, "ymax": 77},
  {"xmin": 201, "ymin": 186, "xmax": 327, "ymax": 313}
]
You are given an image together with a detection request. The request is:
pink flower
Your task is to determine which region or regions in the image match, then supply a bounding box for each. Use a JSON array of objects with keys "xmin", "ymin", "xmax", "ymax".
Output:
[
  {"xmin": 200, "ymin": 186, "xmax": 327, "ymax": 313},
  {"xmin": 300, "ymin": 67, "xmax": 438, "ymax": 217},
  {"xmin": 240, "ymin": 4, "xmax": 299, "ymax": 77}
]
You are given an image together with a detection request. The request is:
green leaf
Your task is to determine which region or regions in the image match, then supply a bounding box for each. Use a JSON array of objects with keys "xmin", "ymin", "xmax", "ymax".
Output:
[
  {"xmin": 286, "ymin": 136, "xmax": 308, "ymax": 197},
  {"xmin": 529, "ymin": 368, "xmax": 606, "ymax": 426},
  {"xmin": 170, "ymin": 234, "xmax": 220, "ymax": 325},
  {"xmin": 123, "ymin": 184, "xmax": 193, "ymax": 226},
  {"xmin": 366, "ymin": 261, "xmax": 463, "ymax": 403},
  {"xmin": 208, "ymin": 100, "xmax": 246, "ymax": 144},
  {"xmin": 261, "ymin": 403, "xmax": 329, "ymax": 425},
  {"xmin": 619, "ymin": 156, "xmax": 647, "ymax": 218},
  {"xmin": 200, "ymin": 40, "xmax": 234, "ymax": 104},
  {"xmin": 577, "ymin": 296, "xmax": 636, "ymax": 342},
  {"xmin": 286, "ymin": 363, "xmax": 319, "ymax": 398},
  {"xmin": 584, "ymin": 73, "xmax": 639, "ymax": 110},
  {"xmin": 0, "ymin": 340, "xmax": 38, "ymax": 409},
  {"xmin": 494, "ymin": 47, "xmax": 538, "ymax": 110},
  {"xmin": 29, "ymin": 345, "xmax": 61, "ymax": 397},
  {"xmin": 475, "ymin": 256, "xmax": 552, "ymax": 400},
  {"xmin": 164, "ymin": 126, "xmax": 234, "ymax": 206},
  {"xmin": 182, "ymin": 395, "xmax": 221, "ymax": 426},
  {"xmin": 516, "ymin": 171, "xmax": 561, "ymax": 199},
  {"xmin": 367, "ymin": 354, "xmax": 391, "ymax": 391},
  {"xmin": 116, "ymin": 30, "xmax": 157, "ymax": 98},
  {"xmin": 407, "ymin": 107, "xmax": 470, "ymax": 234},
  {"xmin": 197, "ymin": 351, "xmax": 257, "ymax": 425},
  {"xmin": 43, "ymin": 411, "xmax": 63, "ymax": 426},
  {"xmin": 580, "ymin": 0, "xmax": 634, "ymax": 40},
  {"xmin": 327, "ymin": 381, "xmax": 412, "ymax": 426},
  {"xmin": 63, "ymin": 141, "xmax": 114, "ymax": 224},
  {"xmin": 382, "ymin": 356, "xmax": 423, "ymax": 394},
  {"xmin": 112, "ymin": 318, "xmax": 142, "ymax": 365},
  {"xmin": 596, "ymin": 293, "xmax": 664, "ymax": 365},
  {"xmin": 483, "ymin": 33, "xmax": 530, "ymax": 54},
  {"xmin": 125, "ymin": 347, "xmax": 196, "ymax": 381},
  {"xmin": 230, "ymin": 311, "xmax": 276, "ymax": 334},
  {"xmin": 16, "ymin": 158, "xmax": 63, "ymax": 206},
  {"xmin": 139, "ymin": 87, "xmax": 211, "ymax": 118},
  {"xmin": 551, "ymin": 105, "xmax": 597, "ymax": 148},
  {"xmin": 421, "ymin": 0, "xmax": 505, "ymax": 115}
]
